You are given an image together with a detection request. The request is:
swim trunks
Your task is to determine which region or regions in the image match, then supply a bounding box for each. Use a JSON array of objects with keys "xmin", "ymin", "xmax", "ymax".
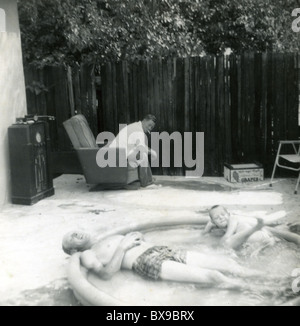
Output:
[{"xmin": 132, "ymin": 246, "xmax": 187, "ymax": 280}]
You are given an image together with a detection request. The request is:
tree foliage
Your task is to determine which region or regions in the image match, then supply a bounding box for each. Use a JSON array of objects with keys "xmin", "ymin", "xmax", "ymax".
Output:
[{"xmin": 17, "ymin": 0, "xmax": 300, "ymax": 68}]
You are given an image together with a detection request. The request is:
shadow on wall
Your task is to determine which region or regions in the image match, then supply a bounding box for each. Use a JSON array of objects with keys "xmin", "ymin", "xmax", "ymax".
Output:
[{"xmin": 0, "ymin": 8, "xmax": 5, "ymax": 32}]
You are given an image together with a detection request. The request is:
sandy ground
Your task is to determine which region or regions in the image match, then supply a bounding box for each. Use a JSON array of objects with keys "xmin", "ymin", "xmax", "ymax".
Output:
[{"xmin": 0, "ymin": 174, "xmax": 299, "ymax": 306}]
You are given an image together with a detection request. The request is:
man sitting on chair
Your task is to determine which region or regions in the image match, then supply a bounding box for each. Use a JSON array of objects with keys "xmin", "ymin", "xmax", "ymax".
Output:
[{"xmin": 109, "ymin": 114, "xmax": 158, "ymax": 188}]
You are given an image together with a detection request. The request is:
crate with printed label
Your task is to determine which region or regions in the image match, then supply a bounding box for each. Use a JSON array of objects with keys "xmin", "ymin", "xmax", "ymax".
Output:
[{"xmin": 224, "ymin": 163, "xmax": 264, "ymax": 183}]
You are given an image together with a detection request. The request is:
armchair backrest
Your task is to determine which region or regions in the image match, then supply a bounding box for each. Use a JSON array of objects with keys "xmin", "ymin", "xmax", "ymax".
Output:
[{"xmin": 63, "ymin": 114, "xmax": 97, "ymax": 149}]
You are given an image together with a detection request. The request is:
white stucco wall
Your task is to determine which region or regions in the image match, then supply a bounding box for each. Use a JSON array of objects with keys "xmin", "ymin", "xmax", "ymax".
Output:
[
  {"xmin": 0, "ymin": 0, "xmax": 27, "ymax": 209},
  {"xmin": 0, "ymin": 8, "xmax": 5, "ymax": 32}
]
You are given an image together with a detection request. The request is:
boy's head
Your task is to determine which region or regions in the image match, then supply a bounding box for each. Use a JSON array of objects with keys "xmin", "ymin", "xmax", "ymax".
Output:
[
  {"xmin": 209, "ymin": 205, "xmax": 230, "ymax": 228},
  {"xmin": 62, "ymin": 230, "xmax": 93, "ymax": 255}
]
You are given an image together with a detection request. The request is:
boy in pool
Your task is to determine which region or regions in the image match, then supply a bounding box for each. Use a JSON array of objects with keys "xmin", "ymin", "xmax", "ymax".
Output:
[
  {"xmin": 62, "ymin": 230, "xmax": 266, "ymax": 290},
  {"xmin": 203, "ymin": 205, "xmax": 300, "ymax": 251}
]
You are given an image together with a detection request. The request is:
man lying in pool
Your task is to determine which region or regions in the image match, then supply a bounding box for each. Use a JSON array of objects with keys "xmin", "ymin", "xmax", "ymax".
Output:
[
  {"xmin": 62, "ymin": 230, "xmax": 265, "ymax": 290},
  {"xmin": 203, "ymin": 205, "xmax": 300, "ymax": 251}
]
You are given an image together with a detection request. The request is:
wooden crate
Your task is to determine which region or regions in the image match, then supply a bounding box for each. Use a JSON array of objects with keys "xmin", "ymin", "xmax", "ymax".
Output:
[{"xmin": 224, "ymin": 163, "xmax": 264, "ymax": 183}]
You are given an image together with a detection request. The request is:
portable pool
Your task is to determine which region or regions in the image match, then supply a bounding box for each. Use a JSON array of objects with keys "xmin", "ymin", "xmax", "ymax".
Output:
[{"xmin": 66, "ymin": 217, "xmax": 300, "ymax": 306}]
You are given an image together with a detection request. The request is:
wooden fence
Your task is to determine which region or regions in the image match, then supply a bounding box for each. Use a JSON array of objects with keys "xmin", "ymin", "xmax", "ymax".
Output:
[
  {"xmin": 100, "ymin": 53, "xmax": 299, "ymax": 176},
  {"xmin": 25, "ymin": 53, "xmax": 299, "ymax": 177},
  {"xmin": 25, "ymin": 64, "xmax": 98, "ymax": 174}
]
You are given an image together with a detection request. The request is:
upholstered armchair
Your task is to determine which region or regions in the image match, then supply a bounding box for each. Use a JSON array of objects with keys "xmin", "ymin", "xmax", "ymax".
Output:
[{"xmin": 63, "ymin": 114, "xmax": 138, "ymax": 189}]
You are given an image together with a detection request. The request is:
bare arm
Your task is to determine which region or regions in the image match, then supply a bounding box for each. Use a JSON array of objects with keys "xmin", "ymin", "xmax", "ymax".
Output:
[
  {"xmin": 222, "ymin": 218, "xmax": 264, "ymax": 250},
  {"xmin": 203, "ymin": 220, "xmax": 215, "ymax": 234},
  {"xmin": 80, "ymin": 250, "xmax": 106, "ymax": 276},
  {"xmin": 265, "ymin": 226, "xmax": 300, "ymax": 245},
  {"xmin": 80, "ymin": 233, "xmax": 142, "ymax": 280},
  {"xmin": 221, "ymin": 216, "xmax": 239, "ymax": 243}
]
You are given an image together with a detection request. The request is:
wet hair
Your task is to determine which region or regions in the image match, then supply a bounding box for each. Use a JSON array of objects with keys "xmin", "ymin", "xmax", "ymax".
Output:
[
  {"xmin": 143, "ymin": 114, "xmax": 157, "ymax": 123},
  {"xmin": 210, "ymin": 205, "xmax": 221, "ymax": 211},
  {"xmin": 209, "ymin": 205, "xmax": 227, "ymax": 218}
]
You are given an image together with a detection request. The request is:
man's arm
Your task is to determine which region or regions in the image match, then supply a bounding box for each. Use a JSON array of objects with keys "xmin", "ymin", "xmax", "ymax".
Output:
[
  {"xmin": 102, "ymin": 233, "xmax": 142, "ymax": 279},
  {"xmin": 129, "ymin": 144, "xmax": 157, "ymax": 159},
  {"xmin": 80, "ymin": 250, "xmax": 106, "ymax": 275},
  {"xmin": 80, "ymin": 233, "xmax": 142, "ymax": 280}
]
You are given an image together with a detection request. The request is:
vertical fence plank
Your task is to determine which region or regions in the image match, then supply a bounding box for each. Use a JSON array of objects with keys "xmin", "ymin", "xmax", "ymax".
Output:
[
  {"xmin": 72, "ymin": 66, "xmax": 81, "ymax": 114},
  {"xmin": 52, "ymin": 66, "xmax": 70, "ymax": 152},
  {"xmin": 169, "ymin": 58, "xmax": 178, "ymax": 176},
  {"xmin": 224, "ymin": 55, "xmax": 232, "ymax": 165},
  {"xmin": 216, "ymin": 55, "xmax": 224, "ymax": 174},
  {"xmin": 79, "ymin": 63, "xmax": 98, "ymax": 136},
  {"xmin": 201, "ymin": 57, "xmax": 210, "ymax": 176},
  {"xmin": 209, "ymin": 56, "xmax": 217, "ymax": 175},
  {"xmin": 132, "ymin": 62, "xmax": 139, "ymax": 123},
  {"xmin": 273, "ymin": 53, "xmax": 280, "ymax": 146},
  {"xmin": 236, "ymin": 54, "xmax": 243, "ymax": 162},
  {"xmin": 67, "ymin": 66, "xmax": 75, "ymax": 116},
  {"xmin": 254, "ymin": 53, "xmax": 263, "ymax": 164},
  {"xmin": 115, "ymin": 62, "xmax": 123, "ymax": 125},
  {"xmin": 277, "ymin": 53, "xmax": 286, "ymax": 141},
  {"xmin": 260, "ymin": 52, "xmax": 268, "ymax": 166},
  {"xmin": 104, "ymin": 62, "xmax": 114, "ymax": 133},
  {"xmin": 270, "ymin": 53, "xmax": 278, "ymax": 162},
  {"xmin": 44, "ymin": 65, "xmax": 58, "ymax": 151},
  {"xmin": 240, "ymin": 53, "xmax": 247, "ymax": 161},
  {"xmin": 176, "ymin": 57, "xmax": 185, "ymax": 176},
  {"xmin": 229, "ymin": 54, "xmax": 238, "ymax": 163},
  {"xmin": 247, "ymin": 52, "xmax": 256, "ymax": 161},
  {"xmin": 265, "ymin": 52, "xmax": 275, "ymax": 174},
  {"xmin": 287, "ymin": 54, "xmax": 299, "ymax": 140}
]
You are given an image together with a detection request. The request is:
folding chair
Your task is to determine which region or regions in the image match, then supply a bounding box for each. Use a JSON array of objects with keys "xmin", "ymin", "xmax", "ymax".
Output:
[{"xmin": 270, "ymin": 140, "xmax": 300, "ymax": 194}]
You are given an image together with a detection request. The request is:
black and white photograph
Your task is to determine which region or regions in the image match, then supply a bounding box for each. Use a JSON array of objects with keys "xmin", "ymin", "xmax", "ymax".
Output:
[{"xmin": 0, "ymin": 0, "xmax": 300, "ymax": 308}]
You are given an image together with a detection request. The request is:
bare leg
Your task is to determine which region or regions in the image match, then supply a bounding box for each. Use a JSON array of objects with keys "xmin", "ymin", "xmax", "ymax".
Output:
[
  {"xmin": 159, "ymin": 261, "xmax": 247, "ymax": 290},
  {"xmin": 186, "ymin": 251, "xmax": 264, "ymax": 278},
  {"xmin": 224, "ymin": 218, "xmax": 265, "ymax": 250},
  {"xmin": 288, "ymin": 222, "xmax": 300, "ymax": 234},
  {"xmin": 262, "ymin": 210, "xmax": 287, "ymax": 226},
  {"xmin": 265, "ymin": 226, "xmax": 300, "ymax": 245}
]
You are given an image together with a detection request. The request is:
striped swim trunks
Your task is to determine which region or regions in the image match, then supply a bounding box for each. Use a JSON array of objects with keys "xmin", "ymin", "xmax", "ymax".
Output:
[{"xmin": 132, "ymin": 246, "xmax": 187, "ymax": 280}]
